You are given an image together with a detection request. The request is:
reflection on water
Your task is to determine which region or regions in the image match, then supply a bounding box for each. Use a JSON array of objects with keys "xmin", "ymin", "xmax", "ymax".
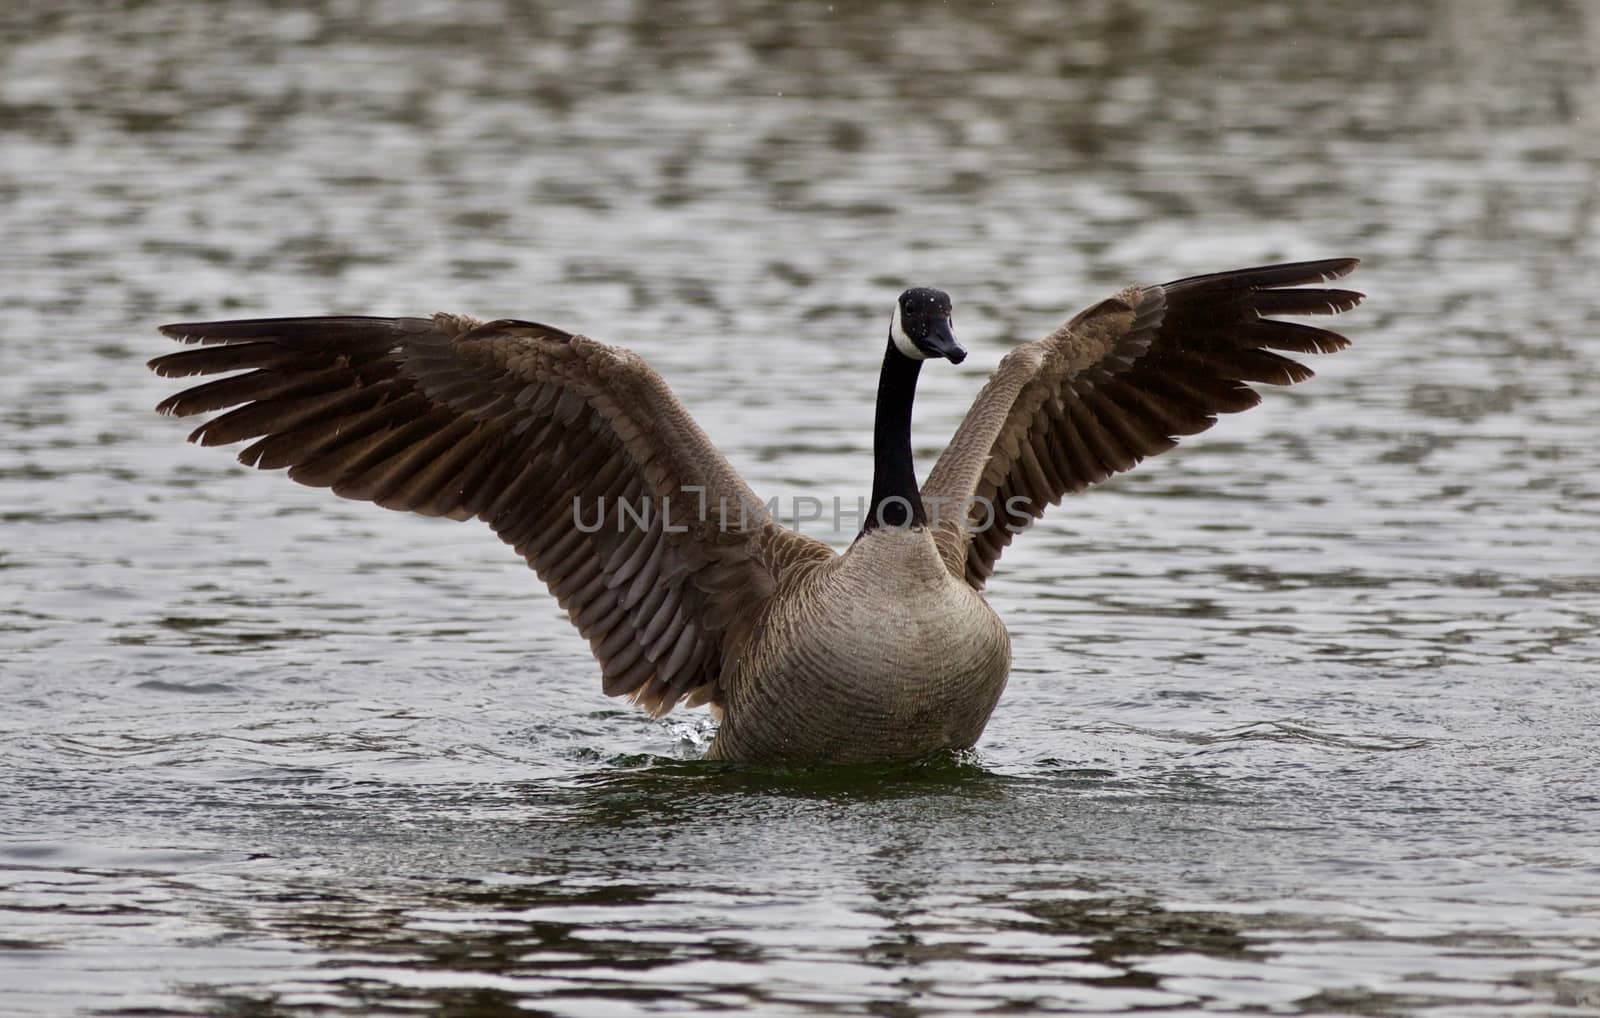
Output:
[{"xmin": 3, "ymin": 0, "xmax": 1600, "ymax": 1014}]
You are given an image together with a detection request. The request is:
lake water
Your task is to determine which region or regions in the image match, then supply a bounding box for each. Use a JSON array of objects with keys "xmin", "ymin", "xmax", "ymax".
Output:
[{"xmin": 3, "ymin": 1, "xmax": 1600, "ymax": 1014}]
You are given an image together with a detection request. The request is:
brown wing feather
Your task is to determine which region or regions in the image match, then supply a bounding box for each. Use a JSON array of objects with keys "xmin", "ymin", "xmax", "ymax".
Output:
[
  {"xmin": 922, "ymin": 258, "xmax": 1362, "ymax": 588},
  {"xmin": 151, "ymin": 313, "xmax": 834, "ymax": 714}
]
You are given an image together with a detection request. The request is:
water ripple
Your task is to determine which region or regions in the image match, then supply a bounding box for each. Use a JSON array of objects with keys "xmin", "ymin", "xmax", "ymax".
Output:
[{"xmin": 3, "ymin": 0, "xmax": 1600, "ymax": 1014}]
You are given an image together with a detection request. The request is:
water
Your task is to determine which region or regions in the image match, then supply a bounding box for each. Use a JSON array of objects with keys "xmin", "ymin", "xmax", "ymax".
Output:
[{"xmin": 3, "ymin": 0, "xmax": 1600, "ymax": 1014}]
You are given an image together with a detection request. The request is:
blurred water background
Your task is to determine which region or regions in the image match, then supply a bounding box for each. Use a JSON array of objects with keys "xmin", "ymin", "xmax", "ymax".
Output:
[{"xmin": 3, "ymin": 0, "xmax": 1600, "ymax": 1014}]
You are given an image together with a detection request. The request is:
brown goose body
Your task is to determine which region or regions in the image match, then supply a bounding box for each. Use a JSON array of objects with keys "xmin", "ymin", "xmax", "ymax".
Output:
[
  {"xmin": 711, "ymin": 526, "xmax": 1010, "ymax": 762},
  {"xmin": 150, "ymin": 259, "xmax": 1362, "ymax": 764}
]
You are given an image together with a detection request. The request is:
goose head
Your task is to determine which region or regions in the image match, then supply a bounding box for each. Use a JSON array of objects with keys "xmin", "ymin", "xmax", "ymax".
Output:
[{"xmin": 890, "ymin": 287, "xmax": 965, "ymax": 364}]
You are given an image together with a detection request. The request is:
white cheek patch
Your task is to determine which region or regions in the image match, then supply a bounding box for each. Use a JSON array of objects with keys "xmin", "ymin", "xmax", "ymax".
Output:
[{"xmin": 890, "ymin": 301, "xmax": 927, "ymax": 360}]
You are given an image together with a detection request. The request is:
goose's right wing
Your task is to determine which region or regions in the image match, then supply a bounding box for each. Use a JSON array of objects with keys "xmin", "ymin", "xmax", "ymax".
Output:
[
  {"xmin": 150, "ymin": 313, "xmax": 834, "ymax": 715},
  {"xmin": 921, "ymin": 259, "xmax": 1362, "ymax": 588}
]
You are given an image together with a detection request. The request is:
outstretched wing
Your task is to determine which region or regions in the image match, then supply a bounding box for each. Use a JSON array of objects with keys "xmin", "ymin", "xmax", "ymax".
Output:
[
  {"xmin": 151, "ymin": 313, "xmax": 834, "ymax": 713},
  {"xmin": 920, "ymin": 259, "xmax": 1362, "ymax": 589}
]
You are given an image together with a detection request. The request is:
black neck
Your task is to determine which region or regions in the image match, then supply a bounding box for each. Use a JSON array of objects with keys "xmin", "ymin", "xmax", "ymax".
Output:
[{"xmin": 863, "ymin": 337, "xmax": 926, "ymax": 533}]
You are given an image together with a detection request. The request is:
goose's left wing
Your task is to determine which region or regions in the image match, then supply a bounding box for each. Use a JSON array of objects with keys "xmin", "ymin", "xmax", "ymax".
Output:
[{"xmin": 920, "ymin": 259, "xmax": 1362, "ymax": 589}]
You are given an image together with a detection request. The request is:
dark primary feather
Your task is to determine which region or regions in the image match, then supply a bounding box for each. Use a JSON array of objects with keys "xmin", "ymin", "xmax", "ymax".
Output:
[
  {"xmin": 150, "ymin": 313, "xmax": 832, "ymax": 715},
  {"xmin": 922, "ymin": 258, "xmax": 1363, "ymax": 588}
]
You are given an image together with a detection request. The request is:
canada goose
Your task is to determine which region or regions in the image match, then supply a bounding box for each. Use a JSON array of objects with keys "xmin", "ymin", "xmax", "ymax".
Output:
[{"xmin": 151, "ymin": 258, "xmax": 1361, "ymax": 763}]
